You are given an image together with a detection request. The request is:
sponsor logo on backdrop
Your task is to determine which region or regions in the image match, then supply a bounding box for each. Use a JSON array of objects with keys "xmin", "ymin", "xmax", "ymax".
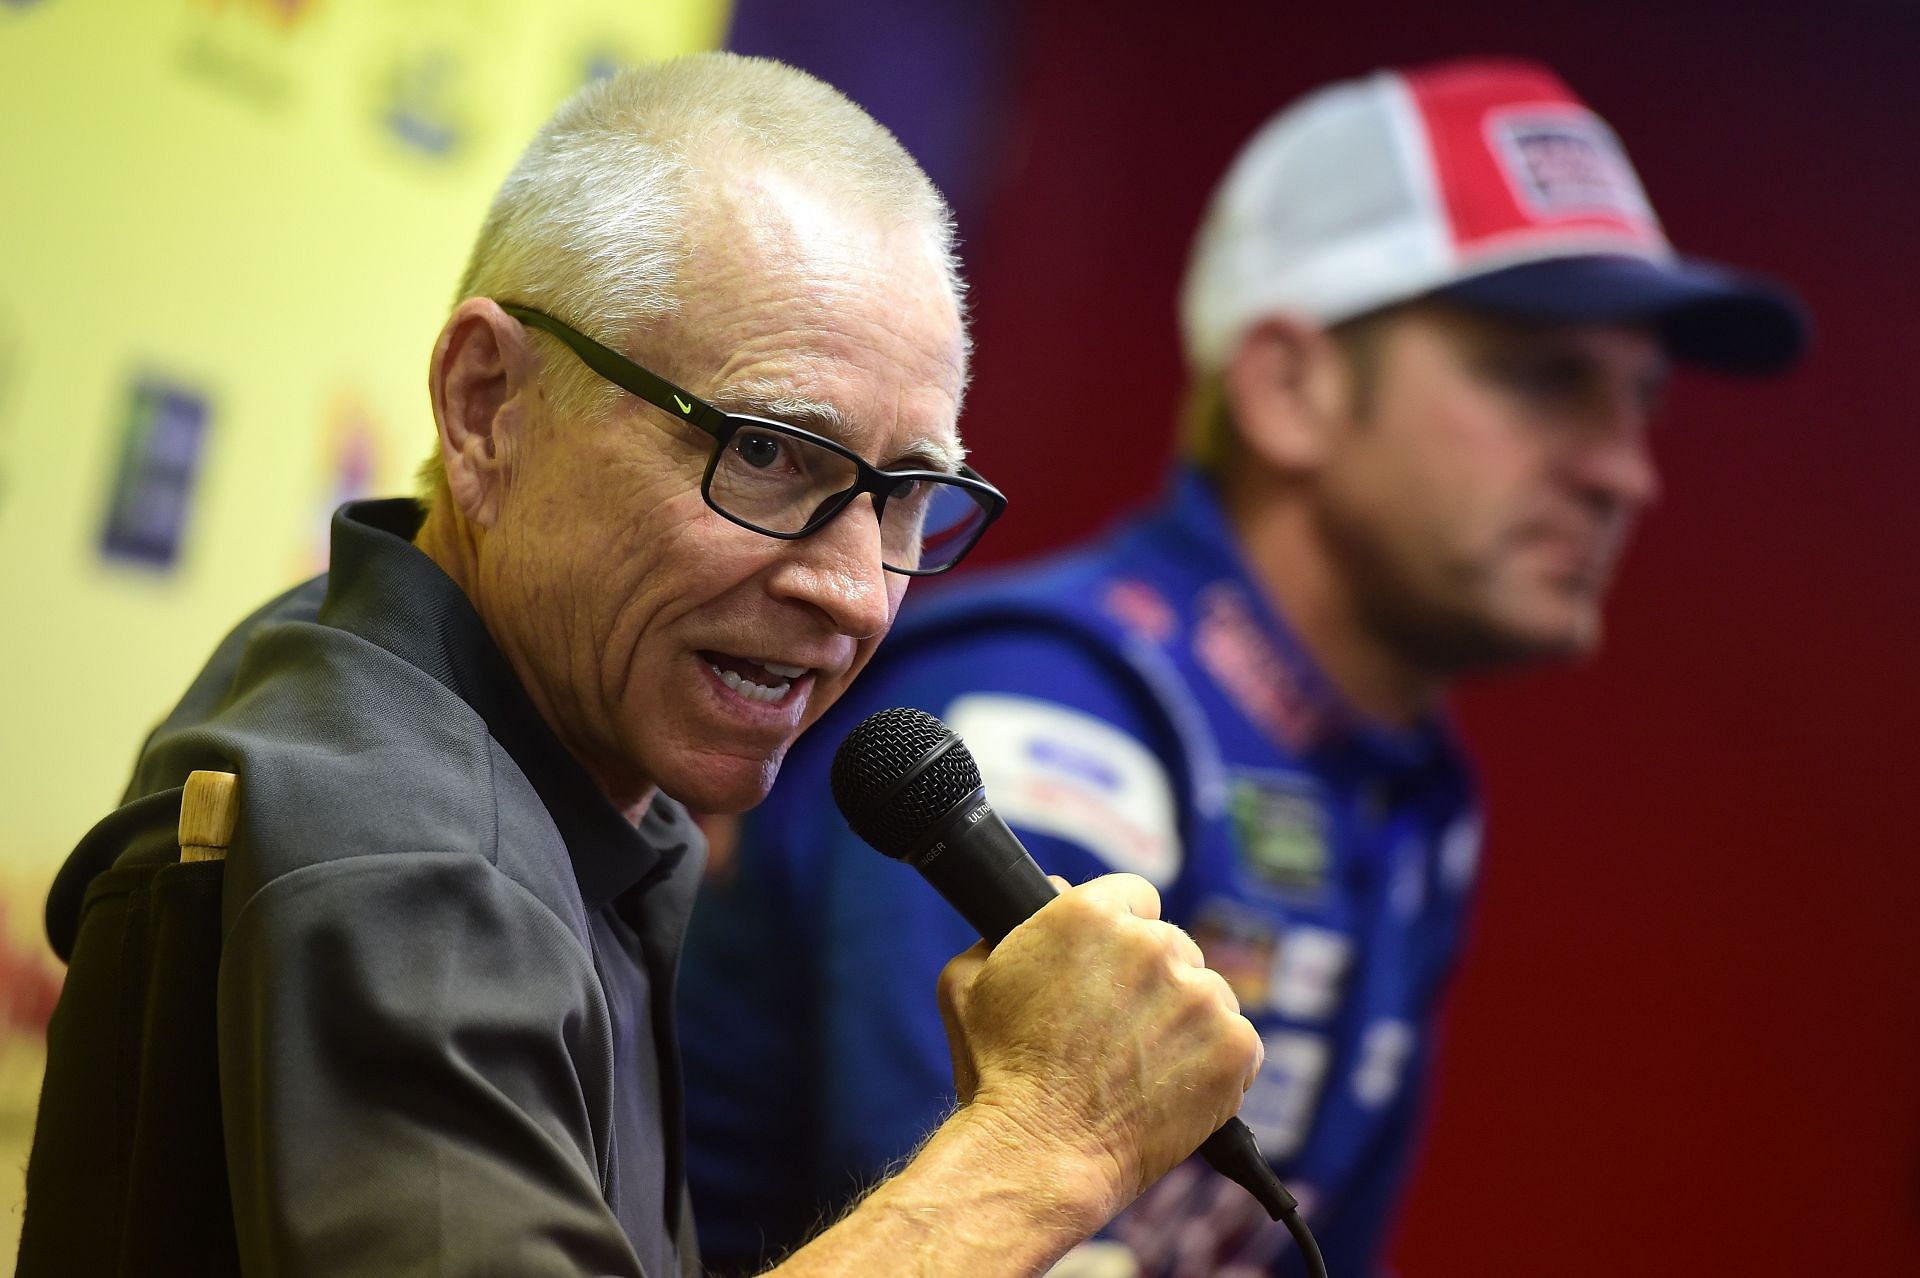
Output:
[
  {"xmin": 382, "ymin": 48, "xmax": 468, "ymax": 156},
  {"xmin": 578, "ymin": 43, "xmax": 630, "ymax": 86},
  {"xmin": 1, "ymin": 896, "xmax": 62, "ymax": 1046},
  {"xmin": 307, "ymin": 393, "xmax": 382, "ymax": 572},
  {"xmin": 177, "ymin": 0, "xmax": 319, "ymax": 111},
  {"xmin": 99, "ymin": 374, "xmax": 212, "ymax": 570},
  {"xmin": 191, "ymin": 0, "xmax": 321, "ymax": 28},
  {"xmin": 0, "ymin": 306, "xmax": 17, "ymax": 514},
  {"xmin": 1, "ymin": 889, "xmax": 65, "ymax": 1251}
]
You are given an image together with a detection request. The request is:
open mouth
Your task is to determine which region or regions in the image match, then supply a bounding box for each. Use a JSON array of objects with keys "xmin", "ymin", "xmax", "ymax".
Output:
[{"xmin": 700, "ymin": 651, "xmax": 810, "ymax": 705}]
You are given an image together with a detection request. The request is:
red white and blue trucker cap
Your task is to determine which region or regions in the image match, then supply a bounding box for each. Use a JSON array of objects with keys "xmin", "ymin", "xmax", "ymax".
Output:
[{"xmin": 1179, "ymin": 59, "xmax": 1807, "ymax": 375}]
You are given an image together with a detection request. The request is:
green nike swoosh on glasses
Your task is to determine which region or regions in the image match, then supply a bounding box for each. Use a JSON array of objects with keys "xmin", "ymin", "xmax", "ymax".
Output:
[{"xmin": 673, "ymin": 394, "xmax": 693, "ymax": 414}]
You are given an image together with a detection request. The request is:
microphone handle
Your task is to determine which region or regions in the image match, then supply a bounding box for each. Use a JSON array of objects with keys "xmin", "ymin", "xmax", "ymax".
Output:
[
  {"xmin": 902, "ymin": 788, "xmax": 1299, "ymax": 1223},
  {"xmin": 908, "ymin": 787, "xmax": 1061, "ymax": 943}
]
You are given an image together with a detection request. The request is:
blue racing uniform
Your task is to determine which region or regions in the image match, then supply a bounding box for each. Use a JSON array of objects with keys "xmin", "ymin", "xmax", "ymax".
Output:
[{"xmin": 679, "ymin": 469, "xmax": 1481, "ymax": 1277}]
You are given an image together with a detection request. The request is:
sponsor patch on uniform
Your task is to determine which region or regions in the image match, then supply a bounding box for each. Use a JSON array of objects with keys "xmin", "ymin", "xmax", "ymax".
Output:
[
  {"xmin": 1439, "ymin": 811, "xmax": 1483, "ymax": 892},
  {"xmin": 1115, "ymin": 1157, "xmax": 1307, "ymax": 1272},
  {"xmin": 1487, "ymin": 107, "xmax": 1654, "ymax": 221},
  {"xmin": 1226, "ymin": 770, "xmax": 1330, "ymax": 897},
  {"xmin": 1240, "ymin": 1030, "xmax": 1330, "ymax": 1159},
  {"xmin": 945, "ymin": 694, "xmax": 1180, "ymax": 885},
  {"xmin": 1268, "ymin": 925, "xmax": 1351, "ymax": 1022},
  {"xmin": 1103, "ymin": 578, "xmax": 1178, "ymax": 645},
  {"xmin": 1043, "ymin": 1240, "xmax": 1141, "ymax": 1278},
  {"xmin": 1192, "ymin": 583, "xmax": 1331, "ymax": 748},
  {"xmin": 1351, "ymin": 1018, "xmax": 1417, "ymax": 1109},
  {"xmin": 1189, "ymin": 899, "xmax": 1284, "ymax": 1010},
  {"xmin": 1388, "ymin": 831, "xmax": 1428, "ymax": 920}
]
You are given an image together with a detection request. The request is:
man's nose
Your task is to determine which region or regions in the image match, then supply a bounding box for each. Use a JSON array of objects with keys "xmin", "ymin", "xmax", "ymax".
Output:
[
  {"xmin": 1572, "ymin": 408, "xmax": 1662, "ymax": 512},
  {"xmin": 767, "ymin": 495, "xmax": 895, "ymax": 639}
]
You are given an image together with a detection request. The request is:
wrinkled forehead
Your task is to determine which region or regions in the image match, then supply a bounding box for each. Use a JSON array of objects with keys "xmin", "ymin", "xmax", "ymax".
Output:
[{"xmin": 648, "ymin": 167, "xmax": 969, "ymax": 449}]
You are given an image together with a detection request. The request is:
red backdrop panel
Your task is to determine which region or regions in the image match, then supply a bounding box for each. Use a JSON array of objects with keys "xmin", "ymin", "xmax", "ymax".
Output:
[{"xmin": 952, "ymin": 2, "xmax": 1920, "ymax": 1273}]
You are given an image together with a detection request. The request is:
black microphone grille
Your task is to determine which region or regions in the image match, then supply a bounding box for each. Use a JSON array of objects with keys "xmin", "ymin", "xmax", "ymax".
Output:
[{"xmin": 831, "ymin": 707, "xmax": 985, "ymax": 857}]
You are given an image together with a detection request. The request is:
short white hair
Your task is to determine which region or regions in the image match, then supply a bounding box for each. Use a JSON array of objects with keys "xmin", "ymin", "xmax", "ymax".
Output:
[{"xmin": 432, "ymin": 52, "xmax": 965, "ymax": 474}]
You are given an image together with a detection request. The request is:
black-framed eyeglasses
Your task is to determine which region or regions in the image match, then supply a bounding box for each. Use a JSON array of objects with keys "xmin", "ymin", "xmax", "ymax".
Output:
[{"xmin": 498, "ymin": 302, "xmax": 1006, "ymax": 576}]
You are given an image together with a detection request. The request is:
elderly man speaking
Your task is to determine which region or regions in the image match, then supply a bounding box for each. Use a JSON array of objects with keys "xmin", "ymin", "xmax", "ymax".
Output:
[{"xmin": 18, "ymin": 55, "xmax": 1261, "ymax": 1278}]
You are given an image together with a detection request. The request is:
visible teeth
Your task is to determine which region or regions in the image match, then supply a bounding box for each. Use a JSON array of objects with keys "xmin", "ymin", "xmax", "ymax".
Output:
[
  {"xmin": 762, "ymin": 661, "xmax": 809, "ymax": 679},
  {"xmin": 710, "ymin": 663, "xmax": 790, "ymax": 703}
]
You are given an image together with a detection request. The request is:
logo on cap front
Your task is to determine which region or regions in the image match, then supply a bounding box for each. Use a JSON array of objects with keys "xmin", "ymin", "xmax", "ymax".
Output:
[{"xmin": 1488, "ymin": 107, "xmax": 1653, "ymax": 223}]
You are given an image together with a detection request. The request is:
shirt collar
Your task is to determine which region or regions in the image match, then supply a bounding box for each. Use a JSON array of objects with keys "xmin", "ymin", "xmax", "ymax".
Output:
[{"xmin": 320, "ymin": 499, "xmax": 697, "ymax": 910}]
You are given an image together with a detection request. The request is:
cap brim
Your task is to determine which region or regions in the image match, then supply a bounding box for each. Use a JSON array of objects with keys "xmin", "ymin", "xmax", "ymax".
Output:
[{"xmin": 1431, "ymin": 254, "xmax": 1809, "ymax": 375}]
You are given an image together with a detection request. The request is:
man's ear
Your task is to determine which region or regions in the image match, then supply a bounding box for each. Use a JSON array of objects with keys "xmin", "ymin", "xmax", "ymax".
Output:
[
  {"xmin": 428, "ymin": 298, "xmax": 540, "ymax": 528},
  {"xmin": 1221, "ymin": 314, "xmax": 1350, "ymax": 475}
]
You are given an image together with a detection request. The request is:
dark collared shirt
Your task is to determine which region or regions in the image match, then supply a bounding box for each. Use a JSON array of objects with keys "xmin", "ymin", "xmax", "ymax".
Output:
[{"xmin": 48, "ymin": 499, "xmax": 704, "ymax": 1277}]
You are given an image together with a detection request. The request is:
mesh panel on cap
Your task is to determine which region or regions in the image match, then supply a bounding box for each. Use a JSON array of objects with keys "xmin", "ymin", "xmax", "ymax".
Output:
[
  {"xmin": 1181, "ymin": 72, "xmax": 1428, "ymax": 367},
  {"xmin": 1241, "ymin": 78, "xmax": 1422, "ymax": 279}
]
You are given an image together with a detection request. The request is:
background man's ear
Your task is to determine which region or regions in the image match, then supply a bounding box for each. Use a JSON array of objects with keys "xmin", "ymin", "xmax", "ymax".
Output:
[
  {"xmin": 1221, "ymin": 314, "xmax": 1352, "ymax": 476},
  {"xmin": 428, "ymin": 297, "xmax": 539, "ymax": 528}
]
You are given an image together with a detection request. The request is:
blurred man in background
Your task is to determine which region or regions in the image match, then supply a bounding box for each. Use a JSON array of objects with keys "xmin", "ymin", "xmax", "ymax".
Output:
[
  {"xmin": 679, "ymin": 57, "xmax": 1805, "ymax": 1277},
  {"xmin": 22, "ymin": 53, "xmax": 1263, "ymax": 1278}
]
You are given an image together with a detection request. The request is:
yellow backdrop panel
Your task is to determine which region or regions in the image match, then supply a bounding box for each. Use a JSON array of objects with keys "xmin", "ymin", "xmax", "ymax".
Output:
[{"xmin": 0, "ymin": 0, "xmax": 729, "ymax": 1262}]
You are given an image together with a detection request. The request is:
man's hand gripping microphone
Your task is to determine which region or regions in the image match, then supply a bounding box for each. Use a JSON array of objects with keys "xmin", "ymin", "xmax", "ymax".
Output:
[{"xmin": 830, "ymin": 706, "xmax": 1328, "ymax": 1278}]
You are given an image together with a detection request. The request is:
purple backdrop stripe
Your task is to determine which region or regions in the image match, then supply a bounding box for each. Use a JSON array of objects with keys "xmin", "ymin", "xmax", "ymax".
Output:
[{"xmin": 725, "ymin": 0, "xmax": 1022, "ymax": 253}]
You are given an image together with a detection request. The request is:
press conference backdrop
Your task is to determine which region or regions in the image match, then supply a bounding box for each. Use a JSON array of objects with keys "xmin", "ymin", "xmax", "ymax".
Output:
[
  {"xmin": 0, "ymin": 1, "xmax": 729, "ymax": 1263},
  {"xmin": 6, "ymin": 2, "xmax": 1918, "ymax": 1276}
]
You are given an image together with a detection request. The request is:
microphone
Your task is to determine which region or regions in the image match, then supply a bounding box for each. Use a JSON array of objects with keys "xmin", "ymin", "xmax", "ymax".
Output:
[{"xmin": 830, "ymin": 707, "xmax": 1327, "ymax": 1276}]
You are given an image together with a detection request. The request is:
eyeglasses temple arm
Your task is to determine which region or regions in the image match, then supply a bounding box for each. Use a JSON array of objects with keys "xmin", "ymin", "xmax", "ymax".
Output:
[{"xmin": 497, "ymin": 303, "xmax": 729, "ymax": 440}]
